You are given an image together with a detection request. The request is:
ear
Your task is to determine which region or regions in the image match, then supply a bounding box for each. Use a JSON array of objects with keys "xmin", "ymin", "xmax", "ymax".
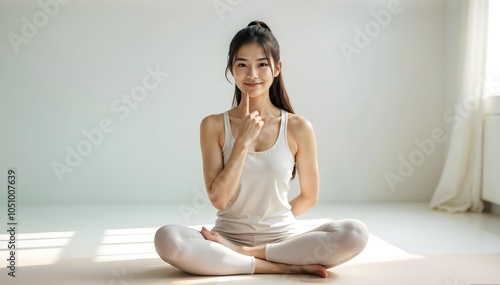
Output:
[{"xmin": 273, "ymin": 60, "xmax": 282, "ymax": 77}]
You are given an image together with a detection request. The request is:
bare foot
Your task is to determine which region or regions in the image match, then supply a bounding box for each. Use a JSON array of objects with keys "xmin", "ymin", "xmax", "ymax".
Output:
[
  {"xmin": 200, "ymin": 227, "xmax": 243, "ymax": 253},
  {"xmin": 254, "ymin": 258, "xmax": 328, "ymax": 278},
  {"xmin": 300, "ymin": 264, "xmax": 328, "ymax": 278}
]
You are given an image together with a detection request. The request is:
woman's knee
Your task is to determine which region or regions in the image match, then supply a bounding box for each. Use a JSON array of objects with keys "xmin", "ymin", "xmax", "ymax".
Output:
[
  {"xmin": 154, "ymin": 225, "xmax": 182, "ymax": 262},
  {"xmin": 338, "ymin": 219, "xmax": 369, "ymax": 253}
]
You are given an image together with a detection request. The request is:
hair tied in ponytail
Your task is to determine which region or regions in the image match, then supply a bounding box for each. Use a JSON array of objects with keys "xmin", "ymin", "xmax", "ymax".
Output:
[{"xmin": 247, "ymin": 20, "xmax": 272, "ymax": 32}]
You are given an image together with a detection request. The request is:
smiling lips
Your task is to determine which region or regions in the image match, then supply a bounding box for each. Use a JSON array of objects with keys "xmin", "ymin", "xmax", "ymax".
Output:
[{"xmin": 245, "ymin": 82, "xmax": 262, "ymax": 87}]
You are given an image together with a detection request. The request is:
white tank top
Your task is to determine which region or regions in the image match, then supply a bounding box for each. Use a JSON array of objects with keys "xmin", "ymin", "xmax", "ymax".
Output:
[{"xmin": 212, "ymin": 109, "xmax": 300, "ymax": 246}]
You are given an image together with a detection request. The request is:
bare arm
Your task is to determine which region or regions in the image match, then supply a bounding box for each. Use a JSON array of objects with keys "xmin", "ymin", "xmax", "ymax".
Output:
[
  {"xmin": 200, "ymin": 117, "xmax": 249, "ymax": 210},
  {"xmin": 288, "ymin": 116, "xmax": 319, "ymax": 217},
  {"xmin": 200, "ymin": 92, "xmax": 263, "ymax": 210}
]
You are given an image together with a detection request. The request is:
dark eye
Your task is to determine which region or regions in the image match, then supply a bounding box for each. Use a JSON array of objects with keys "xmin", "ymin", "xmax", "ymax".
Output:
[
  {"xmin": 259, "ymin": 63, "xmax": 269, "ymax": 67},
  {"xmin": 237, "ymin": 63, "xmax": 246, "ymax": 67}
]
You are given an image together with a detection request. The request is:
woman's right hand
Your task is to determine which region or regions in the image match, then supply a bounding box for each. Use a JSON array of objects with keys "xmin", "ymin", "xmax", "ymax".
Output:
[{"xmin": 236, "ymin": 92, "xmax": 264, "ymax": 146}]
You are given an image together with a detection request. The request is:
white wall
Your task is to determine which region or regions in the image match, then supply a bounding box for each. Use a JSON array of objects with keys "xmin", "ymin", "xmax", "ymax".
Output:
[{"xmin": 0, "ymin": 0, "xmax": 453, "ymax": 204}]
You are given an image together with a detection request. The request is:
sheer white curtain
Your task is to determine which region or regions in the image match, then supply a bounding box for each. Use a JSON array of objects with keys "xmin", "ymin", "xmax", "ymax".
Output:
[
  {"xmin": 430, "ymin": 0, "xmax": 489, "ymax": 213},
  {"xmin": 486, "ymin": 0, "xmax": 500, "ymax": 91}
]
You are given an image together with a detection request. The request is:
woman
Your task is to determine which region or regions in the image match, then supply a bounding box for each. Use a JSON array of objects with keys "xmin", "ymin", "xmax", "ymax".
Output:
[{"xmin": 154, "ymin": 20, "xmax": 369, "ymax": 278}]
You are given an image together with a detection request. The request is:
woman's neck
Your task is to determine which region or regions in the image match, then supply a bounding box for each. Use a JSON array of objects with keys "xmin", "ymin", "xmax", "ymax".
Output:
[{"xmin": 238, "ymin": 91, "xmax": 281, "ymax": 118}]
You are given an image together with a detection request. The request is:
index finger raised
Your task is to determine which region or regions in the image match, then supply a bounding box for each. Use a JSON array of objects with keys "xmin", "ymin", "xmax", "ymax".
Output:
[{"xmin": 244, "ymin": 92, "xmax": 249, "ymax": 115}]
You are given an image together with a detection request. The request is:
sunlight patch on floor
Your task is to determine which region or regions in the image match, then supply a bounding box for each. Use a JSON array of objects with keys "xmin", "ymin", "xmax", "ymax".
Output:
[
  {"xmin": 344, "ymin": 234, "xmax": 424, "ymax": 266},
  {"xmin": 94, "ymin": 227, "xmax": 157, "ymax": 262},
  {"xmin": 0, "ymin": 223, "xmax": 425, "ymax": 267},
  {"xmin": 0, "ymin": 231, "xmax": 75, "ymax": 267}
]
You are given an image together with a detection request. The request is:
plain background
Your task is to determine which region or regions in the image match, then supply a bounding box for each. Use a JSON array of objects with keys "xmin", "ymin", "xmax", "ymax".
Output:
[{"xmin": 0, "ymin": 0, "xmax": 462, "ymax": 204}]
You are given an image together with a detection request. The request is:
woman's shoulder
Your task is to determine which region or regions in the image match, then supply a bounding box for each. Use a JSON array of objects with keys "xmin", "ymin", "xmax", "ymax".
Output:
[
  {"xmin": 200, "ymin": 107, "xmax": 240, "ymax": 126},
  {"xmin": 200, "ymin": 113, "xmax": 224, "ymax": 130},
  {"xmin": 287, "ymin": 112, "xmax": 314, "ymax": 134}
]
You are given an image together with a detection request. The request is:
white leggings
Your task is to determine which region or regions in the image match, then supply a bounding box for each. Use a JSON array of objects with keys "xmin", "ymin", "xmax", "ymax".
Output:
[{"xmin": 154, "ymin": 219, "xmax": 369, "ymax": 276}]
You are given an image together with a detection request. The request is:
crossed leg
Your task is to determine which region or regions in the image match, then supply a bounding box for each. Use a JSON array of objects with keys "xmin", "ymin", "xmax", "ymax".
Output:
[
  {"xmin": 201, "ymin": 219, "xmax": 369, "ymax": 269},
  {"xmin": 154, "ymin": 224, "xmax": 330, "ymax": 277},
  {"xmin": 200, "ymin": 227, "xmax": 328, "ymax": 277}
]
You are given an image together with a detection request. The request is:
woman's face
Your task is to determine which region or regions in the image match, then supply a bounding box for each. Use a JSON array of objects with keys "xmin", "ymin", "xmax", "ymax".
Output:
[{"xmin": 231, "ymin": 42, "xmax": 281, "ymax": 97}]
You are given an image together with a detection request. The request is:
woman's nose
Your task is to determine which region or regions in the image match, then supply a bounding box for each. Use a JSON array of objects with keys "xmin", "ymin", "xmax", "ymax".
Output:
[{"xmin": 246, "ymin": 67, "xmax": 258, "ymax": 79}]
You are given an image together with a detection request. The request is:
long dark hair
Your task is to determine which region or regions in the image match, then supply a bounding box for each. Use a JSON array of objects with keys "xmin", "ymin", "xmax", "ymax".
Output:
[{"xmin": 225, "ymin": 20, "xmax": 297, "ymax": 179}]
